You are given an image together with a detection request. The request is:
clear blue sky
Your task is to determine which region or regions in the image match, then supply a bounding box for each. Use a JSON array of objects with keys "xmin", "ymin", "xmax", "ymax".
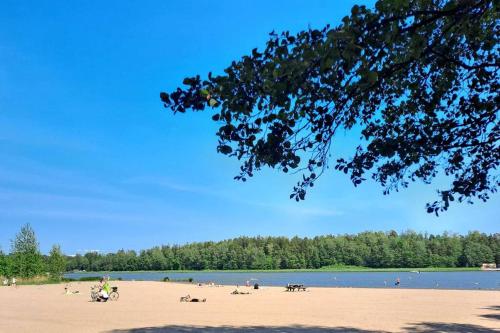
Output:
[{"xmin": 0, "ymin": 0, "xmax": 498, "ymax": 255}]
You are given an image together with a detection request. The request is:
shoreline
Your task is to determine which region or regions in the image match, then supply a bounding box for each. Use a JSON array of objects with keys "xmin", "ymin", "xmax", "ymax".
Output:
[
  {"xmin": 6, "ymin": 279, "xmax": 498, "ymax": 292},
  {"xmin": 52, "ymin": 279, "xmax": 500, "ymax": 292},
  {"xmin": 163, "ymin": 280, "xmax": 499, "ymax": 292},
  {"xmin": 66, "ymin": 266, "xmax": 482, "ymax": 274}
]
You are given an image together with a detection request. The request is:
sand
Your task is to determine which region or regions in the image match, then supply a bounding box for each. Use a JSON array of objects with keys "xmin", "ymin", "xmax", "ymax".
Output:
[{"xmin": 0, "ymin": 281, "xmax": 498, "ymax": 332}]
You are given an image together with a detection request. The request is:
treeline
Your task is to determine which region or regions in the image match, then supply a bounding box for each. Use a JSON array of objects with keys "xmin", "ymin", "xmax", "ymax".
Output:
[
  {"xmin": 0, "ymin": 224, "xmax": 66, "ymax": 280},
  {"xmin": 67, "ymin": 231, "xmax": 499, "ymax": 271}
]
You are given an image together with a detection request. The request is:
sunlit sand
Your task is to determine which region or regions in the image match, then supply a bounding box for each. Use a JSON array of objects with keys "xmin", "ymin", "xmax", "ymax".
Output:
[{"xmin": 0, "ymin": 281, "xmax": 498, "ymax": 332}]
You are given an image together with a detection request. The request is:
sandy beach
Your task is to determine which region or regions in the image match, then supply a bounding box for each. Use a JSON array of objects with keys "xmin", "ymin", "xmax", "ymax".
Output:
[{"xmin": 0, "ymin": 281, "xmax": 498, "ymax": 333}]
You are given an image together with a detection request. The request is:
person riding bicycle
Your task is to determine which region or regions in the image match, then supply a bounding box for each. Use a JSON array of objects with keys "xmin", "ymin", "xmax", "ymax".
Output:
[{"xmin": 99, "ymin": 277, "xmax": 111, "ymax": 301}]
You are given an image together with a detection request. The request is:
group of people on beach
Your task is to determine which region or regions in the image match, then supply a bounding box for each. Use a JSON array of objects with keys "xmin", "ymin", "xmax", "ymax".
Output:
[
  {"xmin": 84, "ymin": 275, "xmax": 404, "ymax": 305},
  {"xmin": 197, "ymin": 281, "xmax": 222, "ymax": 287},
  {"xmin": 2, "ymin": 277, "xmax": 16, "ymax": 287}
]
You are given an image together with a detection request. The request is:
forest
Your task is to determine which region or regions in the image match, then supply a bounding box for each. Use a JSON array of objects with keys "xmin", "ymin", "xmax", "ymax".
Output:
[{"xmin": 65, "ymin": 231, "xmax": 499, "ymax": 271}]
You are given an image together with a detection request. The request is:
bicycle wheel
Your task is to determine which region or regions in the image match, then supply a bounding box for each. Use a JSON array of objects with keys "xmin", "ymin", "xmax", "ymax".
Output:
[{"xmin": 109, "ymin": 291, "xmax": 119, "ymax": 301}]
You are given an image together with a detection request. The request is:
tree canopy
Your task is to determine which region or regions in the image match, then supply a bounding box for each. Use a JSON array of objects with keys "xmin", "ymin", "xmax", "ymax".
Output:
[
  {"xmin": 10, "ymin": 223, "xmax": 44, "ymax": 278},
  {"xmin": 66, "ymin": 231, "xmax": 499, "ymax": 271},
  {"xmin": 0, "ymin": 250, "xmax": 13, "ymax": 278},
  {"xmin": 47, "ymin": 245, "xmax": 66, "ymax": 281},
  {"xmin": 160, "ymin": 0, "xmax": 499, "ymax": 214}
]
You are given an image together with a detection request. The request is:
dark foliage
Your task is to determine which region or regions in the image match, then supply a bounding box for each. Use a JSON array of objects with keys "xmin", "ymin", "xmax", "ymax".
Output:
[
  {"xmin": 161, "ymin": 0, "xmax": 499, "ymax": 214},
  {"xmin": 66, "ymin": 231, "xmax": 499, "ymax": 271}
]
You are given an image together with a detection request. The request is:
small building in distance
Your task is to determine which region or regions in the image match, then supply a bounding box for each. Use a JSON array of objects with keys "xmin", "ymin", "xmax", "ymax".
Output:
[{"xmin": 481, "ymin": 263, "xmax": 498, "ymax": 270}]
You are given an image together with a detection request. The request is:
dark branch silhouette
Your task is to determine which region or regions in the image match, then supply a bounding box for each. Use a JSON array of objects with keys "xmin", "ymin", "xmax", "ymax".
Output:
[{"xmin": 161, "ymin": 0, "xmax": 499, "ymax": 214}]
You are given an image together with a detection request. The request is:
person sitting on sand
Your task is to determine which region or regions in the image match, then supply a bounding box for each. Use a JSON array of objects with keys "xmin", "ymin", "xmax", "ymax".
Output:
[
  {"xmin": 64, "ymin": 285, "xmax": 80, "ymax": 295},
  {"xmin": 231, "ymin": 289, "xmax": 250, "ymax": 295},
  {"xmin": 180, "ymin": 294, "xmax": 206, "ymax": 302}
]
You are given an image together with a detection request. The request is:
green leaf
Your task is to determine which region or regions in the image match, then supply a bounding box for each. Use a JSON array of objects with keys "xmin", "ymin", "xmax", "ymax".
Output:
[{"xmin": 209, "ymin": 98, "xmax": 218, "ymax": 107}]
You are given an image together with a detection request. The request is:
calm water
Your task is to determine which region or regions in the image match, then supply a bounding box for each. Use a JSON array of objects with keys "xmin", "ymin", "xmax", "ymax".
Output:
[{"xmin": 65, "ymin": 271, "xmax": 499, "ymax": 290}]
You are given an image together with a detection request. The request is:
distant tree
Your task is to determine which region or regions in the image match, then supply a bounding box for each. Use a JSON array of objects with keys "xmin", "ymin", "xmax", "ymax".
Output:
[
  {"xmin": 47, "ymin": 245, "xmax": 66, "ymax": 281},
  {"xmin": 84, "ymin": 252, "xmax": 101, "ymax": 271},
  {"xmin": 461, "ymin": 231, "xmax": 495, "ymax": 266},
  {"xmin": 427, "ymin": 233, "xmax": 463, "ymax": 266},
  {"xmin": 461, "ymin": 241, "xmax": 494, "ymax": 266},
  {"xmin": 66, "ymin": 254, "xmax": 90, "ymax": 271},
  {"xmin": 0, "ymin": 249, "xmax": 8, "ymax": 277},
  {"xmin": 150, "ymin": 247, "xmax": 168, "ymax": 270},
  {"xmin": 361, "ymin": 232, "xmax": 394, "ymax": 268},
  {"xmin": 488, "ymin": 233, "xmax": 500, "ymax": 265},
  {"xmin": 11, "ymin": 224, "xmax": 44, "ymax": 278},
  {"xmin": 161, "ymin": 0, "xmax": 499, "ymax": 214}
]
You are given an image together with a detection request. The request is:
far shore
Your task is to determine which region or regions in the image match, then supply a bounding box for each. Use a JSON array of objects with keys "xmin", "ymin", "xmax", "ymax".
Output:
[
  {"xmin": 0, "ymin": 281, "xmax": 498, "ymax": 332},
  {"xmin": 66, "ymin": 266, "xmax": 483, "ymax": 274}
]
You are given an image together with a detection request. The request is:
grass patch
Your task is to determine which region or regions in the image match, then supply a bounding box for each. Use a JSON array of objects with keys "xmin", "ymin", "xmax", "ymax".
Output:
[
  {"xmin": 14, "ymin": 276, "xmax": 62, "ymax": 285},
  {"xmin": 2, "ymin": 275, "xmax": 123, "ymax": 286}
]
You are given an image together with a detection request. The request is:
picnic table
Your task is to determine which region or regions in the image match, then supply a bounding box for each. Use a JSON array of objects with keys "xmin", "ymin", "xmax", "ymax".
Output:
[{"xmin": 285, "ymin": 283, "xmax": 307, "ymax": 291}]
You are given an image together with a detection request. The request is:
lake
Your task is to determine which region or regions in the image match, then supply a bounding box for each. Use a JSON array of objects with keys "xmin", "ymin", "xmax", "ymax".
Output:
[{"xmin": 64, "ymin": 271, "xmax": 499, "ymax": 290}]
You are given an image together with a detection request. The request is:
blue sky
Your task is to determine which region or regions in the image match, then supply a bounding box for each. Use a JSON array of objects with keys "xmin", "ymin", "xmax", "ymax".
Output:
[{"xmin": 0, "ymin": 0, "xmax": 498, "ymax": 254}]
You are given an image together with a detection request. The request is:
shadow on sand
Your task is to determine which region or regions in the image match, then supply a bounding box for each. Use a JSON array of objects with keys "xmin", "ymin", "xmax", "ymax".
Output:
[
  {"xmin": 479, "ymin": 305, "xmax": 500, "ymax": 321},
  {"xmin": 108, "ymin": 321, "xmax": 498, "ymax": 333}
]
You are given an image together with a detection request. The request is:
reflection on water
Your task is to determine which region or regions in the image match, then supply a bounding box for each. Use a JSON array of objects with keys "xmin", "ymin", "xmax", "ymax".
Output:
[{"xmin": 65, "ymin": 271, "xmax": 499, "ymax": 290}]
